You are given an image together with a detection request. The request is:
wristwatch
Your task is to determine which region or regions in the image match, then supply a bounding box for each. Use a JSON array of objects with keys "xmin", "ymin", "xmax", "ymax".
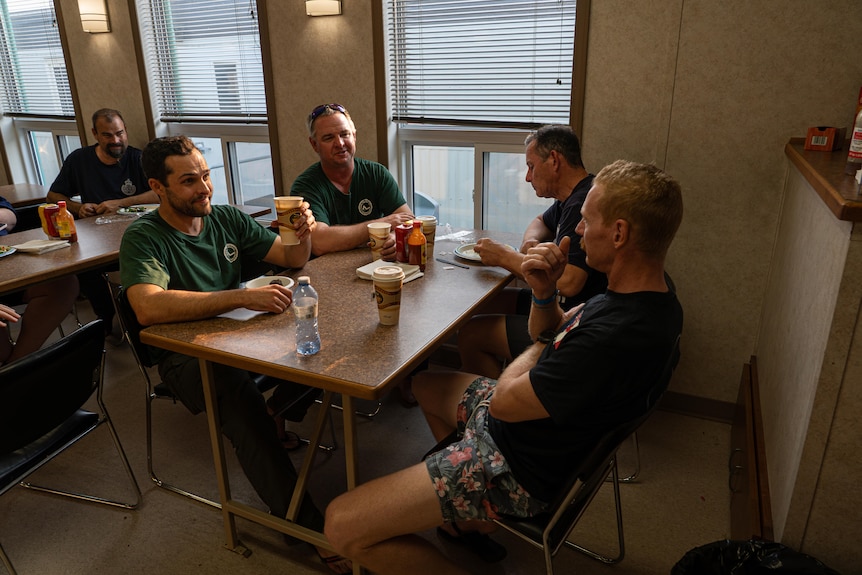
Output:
[{"xmin": 536, "ymin": 329, "xmax": 556, "ymax": 345}]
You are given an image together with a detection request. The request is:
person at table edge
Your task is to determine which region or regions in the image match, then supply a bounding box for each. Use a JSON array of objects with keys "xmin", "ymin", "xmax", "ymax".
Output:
[
  {"xmin": 1, "ymin": 196, "xmax": 79, "ymax": 366},
  {"xmin": 290, "ymin": 102, "xmax": 413, "ymax": 259},
  {"xmin": 322, "ymin": 160, "xmax": 684, "ymax": 574},
  {"xmin": 459, "ymin": 124, "xmax": 608, "ymax": 378},
  {"xmin": 291, "ymin": 102, "xmax": 419, "ymax": 406},
  {"xmin": 47, "ymin": 108, "xmax": 158, "ymax": 218},
  {"xmin": 46, "ymin": 108, "xmax": 158, "ymax": 336},
  {"xmin": 119, "ymin": 135, "xmax": 351, "ymax": 574}
]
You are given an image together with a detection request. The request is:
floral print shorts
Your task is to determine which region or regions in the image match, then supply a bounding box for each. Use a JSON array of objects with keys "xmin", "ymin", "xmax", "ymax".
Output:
[{"xmin": 424, "ymin": 376, "xmax": 546, "ymax": 523}]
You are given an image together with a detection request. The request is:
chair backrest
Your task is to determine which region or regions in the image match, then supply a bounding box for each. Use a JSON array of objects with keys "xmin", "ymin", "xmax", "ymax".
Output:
[
  {"xmin": 545, "ymin": 334, "xmax": 681, "ymax": 551},
  {"xmin": 111, "ymin": 283, "xmax": 158, "ymax": 368},
  {"xmin": 0, "ymin": 319, "xmax": 105, "ymax": 455}
]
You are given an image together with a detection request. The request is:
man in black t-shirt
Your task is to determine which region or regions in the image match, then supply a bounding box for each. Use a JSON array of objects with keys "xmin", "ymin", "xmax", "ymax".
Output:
[
  {"xmin": 46, "ymin": 108, "xmax": 158, "ymax": 336},
  {"xmin": 458, "ymin": 125, "xmax": 607, "ymax": 378},
  {"xmin": 323, "ymin": 160, "xmax": 684, "ymax": 575}
]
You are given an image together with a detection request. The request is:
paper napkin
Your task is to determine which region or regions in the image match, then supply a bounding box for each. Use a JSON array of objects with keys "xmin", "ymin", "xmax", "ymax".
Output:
[
  {"xmin": 12, "ymin": 239, "xmax": 71, "ymax": 254},
  {"xmin": 356, "ymin": 260, "xmax": 423, "ymax": 283}
]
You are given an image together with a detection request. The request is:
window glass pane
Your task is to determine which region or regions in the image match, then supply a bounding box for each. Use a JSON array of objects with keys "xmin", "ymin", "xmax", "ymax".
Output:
[
  {"xmin": 28, "ymin": 131, "xmax": 59, "ymax": 185},
  {"xmin": 191, "ymin": 137, "xmax": 229, "ymax": 205},
  {"xmin": 233, "ymin": 142, "xmax": 274, "ymax": 212},
  {"xmin": 137, "ymin": 0, "xmax": 267, "ymax": 122},
  {"xmin": 412, "ymin": 145, "xmax": 473, "ymax": 230},
  {"xmin": 485, "ymin": 151, "xmax": 550, "ymax": 234},
  {"xmin": 0, "ymin": 0, "xmax": 73, "ymax": 117},
  {"xmin": 58, "ymin": 135, "xmax": 82, "ymax": 159},
  {"xmin": 388, "ymin": 0, "xmax": 576, "ymax": 128}
]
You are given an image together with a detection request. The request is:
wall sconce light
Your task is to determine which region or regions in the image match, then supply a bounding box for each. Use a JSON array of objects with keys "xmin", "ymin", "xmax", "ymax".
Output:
[
  {"xmin": 306, "ymin": 0, "xmax": 342, "ymax": 17},
  {"xmin": 78, "ymin": 0, "xmax": 111, "ymax": 33}
]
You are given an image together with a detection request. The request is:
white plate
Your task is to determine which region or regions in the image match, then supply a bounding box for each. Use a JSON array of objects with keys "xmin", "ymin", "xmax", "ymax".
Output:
[
  {"xmin": 117, "ymin": 204, "xmax": 159, "ymax": 215},
  {"xmin": 0, "ymin": 245, "xmax": 16, "ymax": 258},
  {"xmin": 245, "ymin": 275, "xmax": 295, "ymax": 290},
  {"xmin": 453, "ymin": 243, "xmax": 482, "ymax": 262}
]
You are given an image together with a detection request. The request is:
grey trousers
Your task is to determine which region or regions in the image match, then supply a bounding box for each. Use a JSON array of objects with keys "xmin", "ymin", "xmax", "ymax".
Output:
[{"xmin": 158, "ymin": 352, "xmax": 325, "ymax": 534}]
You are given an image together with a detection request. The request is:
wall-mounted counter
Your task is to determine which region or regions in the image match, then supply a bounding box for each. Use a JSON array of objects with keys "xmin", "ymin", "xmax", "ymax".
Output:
[
  {"xmin": 752, "ymin": 139, "xmax": 862, "ymax": 573},
  {"xmin": 785, "ymin": 138, "xmax": 862, "ymax": 221}
]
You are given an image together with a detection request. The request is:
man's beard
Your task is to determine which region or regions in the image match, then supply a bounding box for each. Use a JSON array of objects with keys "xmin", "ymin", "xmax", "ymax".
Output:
[
  {"xmin": 165, "ymin": 191, "xmax": 211, "ymax": 218},
  {"xmin": 107, "ymin": 144, "xmax": 126, "ymax": 159}
]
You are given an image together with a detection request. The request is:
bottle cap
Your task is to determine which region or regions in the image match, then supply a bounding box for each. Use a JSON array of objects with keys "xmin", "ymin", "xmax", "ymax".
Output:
[
  {"xmin": 298, "ymin": 276, "xmax": 310, "ymax": 284},
  {"xmin": 58, "ymin": 200, "xmax": 66, "ymax": 207}
]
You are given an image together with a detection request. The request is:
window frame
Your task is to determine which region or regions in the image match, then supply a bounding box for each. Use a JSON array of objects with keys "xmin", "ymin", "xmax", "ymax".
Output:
[
  {"xmin": 2, "ymin": 116, "xmax": 79, "ymax": 185},
  {"xmin": 382, "ymin": 0, "xmax": 590, "ymax": 231},
  {"xmin": 134, "ymin": 0, "xmax": 274, "ymax": 205},
  {"xmin": 396, "ymin": 125, "xmax": 531, "ymax": 229},
  {"xmin": 160, "ymin": 121, "xmax": 271, "ymax": 205}
]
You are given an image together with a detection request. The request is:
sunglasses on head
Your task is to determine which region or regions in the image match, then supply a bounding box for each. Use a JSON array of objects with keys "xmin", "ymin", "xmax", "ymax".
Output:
[{"xmin": 309, "ymin": 103, "xmax": 346, "ymax": 122}]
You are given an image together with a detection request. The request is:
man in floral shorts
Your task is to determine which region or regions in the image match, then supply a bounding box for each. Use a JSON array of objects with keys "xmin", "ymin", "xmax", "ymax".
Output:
[{"xmin": 323, "ymin": 160, "xmax": 685, "ymax": 575}]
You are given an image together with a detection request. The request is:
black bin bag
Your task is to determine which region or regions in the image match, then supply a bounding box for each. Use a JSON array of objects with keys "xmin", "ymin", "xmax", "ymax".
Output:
[{"xmin": 671, "ymin": 539, "xmax": 842, "ymax": 575}]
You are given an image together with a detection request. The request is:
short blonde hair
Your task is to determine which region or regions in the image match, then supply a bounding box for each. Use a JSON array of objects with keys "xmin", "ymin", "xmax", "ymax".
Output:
[{"xmin": 593, "ymin": 160, "xmax": 683, "ymax": 258}]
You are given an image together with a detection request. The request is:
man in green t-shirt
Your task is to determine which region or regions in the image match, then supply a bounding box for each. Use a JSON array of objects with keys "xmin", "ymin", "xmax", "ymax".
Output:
[
  {"xmin": 120, "ymin": 135, "xmax": 351, "ymax": 574},
  {"xmin": 291, "ymin": 103, "xmax": 414, "ymax": 259}
]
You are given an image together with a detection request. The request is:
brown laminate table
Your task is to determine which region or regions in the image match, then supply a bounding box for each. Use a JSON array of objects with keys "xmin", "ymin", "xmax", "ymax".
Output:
[
  {"xmin": 0, "ymin": 205, "xmax": 273, "ymax": 297},
  {"xmin": 139, "ymin": 230, "xmax": 518, "ymax": 563},
  {"xmin": 0, "ymin": 216, "xmax": 134, "ymax": 296},
  {"xmin": 0, "ymin": 183, "xmax": 49, "ymax": 208}
]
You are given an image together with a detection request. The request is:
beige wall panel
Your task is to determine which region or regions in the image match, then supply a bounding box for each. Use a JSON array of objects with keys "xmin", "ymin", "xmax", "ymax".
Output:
[
  {"xmin": 586, "ymin": 0, "xmax": 862, "ymax": 403},
  {"xmin": 57, "ymin": 0, "xmax": 148, "ymax": 149},
  {"xmin": 755, "ymin": 167, "xmax": 851, "ymax": 541},
  {"xmin": 581, "ymin": 0, "xmax": 682, "ymax": 170},
  {"xmin": 800, "ymin": 257, "xmax": 862, "ymax": 572},
  {"xmin": 265, "ymin": 0, "xmax": 379, "ymax": 190}
]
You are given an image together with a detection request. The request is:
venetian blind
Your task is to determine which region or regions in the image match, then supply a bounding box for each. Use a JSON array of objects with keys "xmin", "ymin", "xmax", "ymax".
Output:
[
  {"xmin": 136, "ymin": 0, "xmax": 266, "ymax": 123},
  {"xmin": 0, "ymin": 0, "xmax": 73, "ymax": 117},
  {"xmin": 388, "ymin": 0, "xmax": 577, "ymax": 129}
]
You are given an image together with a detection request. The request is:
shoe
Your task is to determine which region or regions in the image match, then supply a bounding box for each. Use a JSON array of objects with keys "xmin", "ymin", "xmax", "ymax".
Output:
[
  {"xmin": 311, "ymin": 544, "xmax": 352, "ymax": 575},
  {"xmin": 436, "ymin": 524, "xmax": 507, "ymax": 563},
  {"xmin": 266, "ymin": 403, "xmax": 303, "ymax": 451},
  {"xmin": 280, "ymin": 430, "xmax": 302, "ymax": 451}
]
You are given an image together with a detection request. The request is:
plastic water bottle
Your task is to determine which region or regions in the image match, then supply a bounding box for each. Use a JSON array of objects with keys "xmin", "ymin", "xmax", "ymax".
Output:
[{"xmin": 293, "ymin": 276, "xmax": 320, "ymax": 356}]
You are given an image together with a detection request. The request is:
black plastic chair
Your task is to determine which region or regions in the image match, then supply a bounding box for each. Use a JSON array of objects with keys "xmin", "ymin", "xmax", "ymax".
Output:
[
  {"xmin": 104, "ymin": 275, "xmax": 334, "ymax": 510},
  {"xmin": 0, "ymin": 319, "xmax": 142, "ymax": 575},
  {"xmin": 492, "ymin": 336, "xmax": 681, "ymax": 575}
]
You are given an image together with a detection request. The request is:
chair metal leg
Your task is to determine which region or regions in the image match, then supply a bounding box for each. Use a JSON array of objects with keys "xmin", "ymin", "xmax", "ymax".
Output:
[
  {"xmin": 611, "ymin": 432, "xmax": 641, "ymax": 483},
  {"xmin": 299, "ymin": 404, "xmax": 338, "ymax": 451},
  {"xmin": 21, "ymin": 353, "xmax": 142, "ymax": 510},
  {"xmin": 564, "ymin": 458, "xmax": 625, "ymax": 566},
  {"xmin": 321, "ymin": 398, "xmax": 382, "ymax": 419},
  {"xmin": 0, "ymin": 539, "xmax": 18, "ymax": 575},
  {"xmin": 147, "ymin": 388, "xmax": 222, "ymax": 509}
]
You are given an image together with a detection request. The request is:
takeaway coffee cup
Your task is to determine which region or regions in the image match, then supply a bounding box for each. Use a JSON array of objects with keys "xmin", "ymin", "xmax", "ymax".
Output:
[
  {"xmin": 367, "ymin": 222, "xmax": 391, "ymax": 260},
  {"xmin": 372, "ymin": 265, "xmax": 405, "ymax": 325},
  {"xmin": 415, "ymin": 215, "xmax": 437, "ymax": 257},
  {"xmin": 274, "ymin": 196, "xmax": 304, "ymax": 245}
]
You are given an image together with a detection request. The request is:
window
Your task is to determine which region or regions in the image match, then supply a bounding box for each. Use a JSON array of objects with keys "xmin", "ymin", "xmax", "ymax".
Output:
[
  {"xmin": 386, "ymin": 0, "xmax": 584, "ymax": 232},
  {"xmin": 136, "ymin": 0, "xmax": 273, "ymax": 207},
  {"xmin": 0, "ymin": 0, "xmax": 79, "ymax": 183},
  {"xmin": 22, "ymin": 121, "xmax": 81, "ymax": 185}
]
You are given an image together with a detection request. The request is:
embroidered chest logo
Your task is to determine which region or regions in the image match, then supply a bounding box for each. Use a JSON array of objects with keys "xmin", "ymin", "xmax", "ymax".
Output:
[
  {"xmin": 223, "ymin": 243, "xmax": 239, "ymax": 263},
  {"xmin": 553, "ymin": 303, "xmax": 585, "ymax": 349},
  {"xmin": 358, "ymin": 199, "xmax": 373, "ymax": 216},
  {"xmin": 121, "ymin": 179, "xmax": 137, "ymax": 196}
]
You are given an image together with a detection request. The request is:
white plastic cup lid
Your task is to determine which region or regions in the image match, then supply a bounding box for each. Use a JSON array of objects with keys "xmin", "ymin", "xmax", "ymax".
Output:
[{"xmin": 372, "ymin": 266, "xmax": 405, "ymax": 281}]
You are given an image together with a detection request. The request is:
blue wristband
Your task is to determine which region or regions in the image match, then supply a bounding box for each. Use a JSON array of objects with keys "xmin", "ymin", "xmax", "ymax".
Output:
[{"xmin": 531, "ymin": 290, "xmax": 558, "ymax": 306}]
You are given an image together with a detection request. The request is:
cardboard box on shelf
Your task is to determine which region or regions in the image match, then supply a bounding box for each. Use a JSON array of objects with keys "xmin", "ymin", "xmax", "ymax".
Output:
[{"xmin": 804, "ymin": 126, "xmax": 847, "ymax": 151}]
